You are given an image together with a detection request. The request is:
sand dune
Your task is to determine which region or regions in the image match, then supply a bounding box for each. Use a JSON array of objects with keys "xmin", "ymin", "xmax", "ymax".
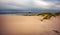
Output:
[{"xmin": 0, "ymin": 14, "xmax": 60, "ymax": 35}]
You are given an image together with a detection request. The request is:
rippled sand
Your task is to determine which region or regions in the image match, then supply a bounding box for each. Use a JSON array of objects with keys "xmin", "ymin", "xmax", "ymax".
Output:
[{"xmin": 0, "ymin": 14, "xmax": 60, "ymax": 35}]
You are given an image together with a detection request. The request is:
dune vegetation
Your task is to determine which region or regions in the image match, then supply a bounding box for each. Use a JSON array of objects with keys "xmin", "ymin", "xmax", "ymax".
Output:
[
  {"xmin": 23, "ymin": 12, "xmax": 60, "ymax": 21},
  {"xmin": 0, "ymin": 12, "xmax": 60, "ymax": 21}
]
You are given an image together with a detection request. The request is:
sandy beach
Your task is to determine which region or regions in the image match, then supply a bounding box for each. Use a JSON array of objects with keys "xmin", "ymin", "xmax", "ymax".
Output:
[{"xmin": 0, "ymin": 14, "xmax": 60, "ymax": 35}]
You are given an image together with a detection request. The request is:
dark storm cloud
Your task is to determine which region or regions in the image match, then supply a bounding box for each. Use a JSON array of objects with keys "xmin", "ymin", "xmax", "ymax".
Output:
[{"xmin": 0, "ymin": 0, "xmax": 60, "ymax": 12}]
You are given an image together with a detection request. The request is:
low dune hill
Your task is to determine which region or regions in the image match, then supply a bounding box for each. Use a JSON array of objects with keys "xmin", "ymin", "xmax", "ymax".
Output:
[{"xmin": 0, "ymin": 14, "xmax": 60, "ymax": 35}]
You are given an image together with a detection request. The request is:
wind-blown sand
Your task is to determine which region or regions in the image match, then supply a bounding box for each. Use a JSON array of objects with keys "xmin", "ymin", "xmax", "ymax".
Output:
[{"xmin": 0, "ymin": 14, "xmax": 60, "ymax": 35}]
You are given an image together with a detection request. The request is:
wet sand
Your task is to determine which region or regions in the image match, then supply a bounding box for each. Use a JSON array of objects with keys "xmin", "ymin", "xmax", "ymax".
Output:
[{"xmin": 0, "ymin": 14, "xmax": 60, "ymax": 35}]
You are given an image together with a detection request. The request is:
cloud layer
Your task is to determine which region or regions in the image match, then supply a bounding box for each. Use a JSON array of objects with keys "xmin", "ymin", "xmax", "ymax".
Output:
[{"xmin": 0, "ymin": 0, "xmax": 60, "ymax": 11}]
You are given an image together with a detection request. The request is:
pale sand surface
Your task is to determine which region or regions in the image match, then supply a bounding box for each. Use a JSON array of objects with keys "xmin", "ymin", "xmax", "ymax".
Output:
[{"xmin": 0, "ymin": 14, "xmax": 60, "ymax": 35}]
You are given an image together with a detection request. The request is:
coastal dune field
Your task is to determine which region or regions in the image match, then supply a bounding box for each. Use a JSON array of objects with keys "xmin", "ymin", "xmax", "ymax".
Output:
[{"xmin": 0, "ymin": 14, "xmax": 60, "ymax": 35}]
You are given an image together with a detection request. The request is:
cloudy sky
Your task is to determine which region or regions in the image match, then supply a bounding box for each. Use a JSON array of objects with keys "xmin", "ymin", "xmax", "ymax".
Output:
[{"xmin": 0, "ymin": 0, "xmax": 60, "ymax": 12}]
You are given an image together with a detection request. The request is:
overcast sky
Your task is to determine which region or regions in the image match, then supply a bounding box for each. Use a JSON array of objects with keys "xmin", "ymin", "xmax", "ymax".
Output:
[{"xmin": 0, "ymin": 0, "xmax": 60, "ymax": 12}]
